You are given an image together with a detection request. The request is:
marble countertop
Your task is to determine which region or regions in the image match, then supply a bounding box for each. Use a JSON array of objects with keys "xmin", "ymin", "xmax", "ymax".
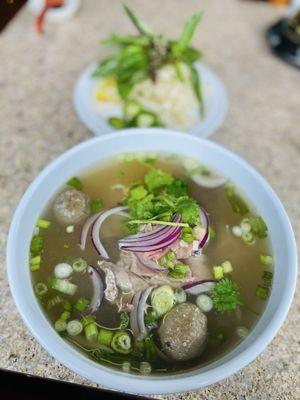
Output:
[{"xmin": 0, "ymin": 0, "xmax": 299, "ymax": 398}]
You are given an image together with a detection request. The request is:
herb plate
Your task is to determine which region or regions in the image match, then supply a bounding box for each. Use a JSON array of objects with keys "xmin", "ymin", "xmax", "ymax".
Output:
[{"xmin": 73, "ymin": 62, "xmax": 228, "ymax": 138}]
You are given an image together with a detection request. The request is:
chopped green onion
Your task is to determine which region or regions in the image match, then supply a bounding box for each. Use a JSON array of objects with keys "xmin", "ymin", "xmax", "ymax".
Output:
[
  {"xmin": 124, "ymin": 100, "xmax": 142, "ymax": 121},
  {"xmin": 90, "ymin": 199, "xmax": 103, "ymax": 213},
  {"xmin": 232, "ymin": 225, "xmax": 242, "ymax": 237},
  {"xmin": 255, "ymin": 285, "xmax": 269, "ymax": 300},
  {"xmin": 213, "ymin": 265, "xmax": 224, "ymax": 280},
  {"xmin": 47, "ymin": 295, "xmax": 63, "ymax": 309},
  {"xmin": 236, "ymin": 326, "xmax": 249, "ymax": 339},
  {"xmin": 63, "ymin": 300, "xmax": 73, "ymax": 312},
  {"xmin": 139, "ymin": 361, "xmax": 152, "ymax": 375},
  {"xmin": 66, "ymin": 320, "xmax": 83, "ymax": 336},
  {"xmin": 30, "ymin": 235, "xmax": 43, "ymax": 254},
  {"xmin": 111, "ymin": 331, "xmax": 132, "ymax": 354},
  {"xmin": 37, "ymin": 219, "xmax": 51, "ymax": 229},
  {"xmin": 242, "ymin": 231, "xmax": 255, "ymax": 245},
  {"xmin": 60, "ymin": 310, "xmax": 71, "ymax": 322},
  {"xmin": 151, "ymin": 285, "xmax": 174, "ymax": 317},
  {"xmin": 262, "ymin": 271, "xmax": 273, "ymax": 287},
  {"xmin": 209, "ymin": 226, "xmax": 216, "ymax": 240},
  {"xmin": 180, "ymin": 226, "xmax": 194, "ymax": 243},
  {"xmin": 108, "ymin": 117, "xmax": 125, "ymax": 129},
  {"xmin": 260, "ymin": 255, "xmax": 273, "ymax": 266},
  {"xmin": 168, "ymin": 263, "xmax": 189, "ymax": 279},
  {"xmin": 54, "ymin": 319, "xmax": 67, "ymax": 332},
  {"xmin": 122, "ymin": 361, "xmax": 131, "ymax": 373},
  {"xmin": 72, "ymin": 257, "xmax": 87, "ymax": 273},
  {"xmin": 221, "ymin": 260, "xmax": 233, "ymax": 274},
  {"xmin": 119, "ymin": 312, "xmax": 129, "ymax": 330},
  {"xmin": 67, "ymin": 177, "xmax": 83, "ymax": 190},
  {"xmin": 240, "ymin": 218, "xmax": 251, "ymax": 234},
  {"xmin": 82, "ymin": 316, "xmax": 98, "ymax": 341},
  {"xmin": 30, "ymin": 255, "xmax": 41, "ymax": 271},
  {"xmin": 74, "ymin": 297, "xmax": 90, "ymax": 313},
  {"xmin": 263, "ymin": 271, "xmax": 273, "ymax": 281},
  {"xmin": 224, "ymin": 183, "xmax": 249, "ymax": 216},
  {"xmin": 63, "ymin": 243, "xmax": 70, "ymax": 249},
  {"xmin": 196, "ymin": 294, "xmax": 213, "ymax": 313},
  {"xmin": 98, "ymin": 329, "xmax": 114, "ymax": 346},
  {"xmin": 249, "ymin": 216, "xmax": 268, "ymax": 239},
  {"xmin": 50, "ymin": 277, "xmax": 77, "ymax": 296},
  {"xmin": 34, "ymin": 282, "xmax": 48, "ymax": 297}
]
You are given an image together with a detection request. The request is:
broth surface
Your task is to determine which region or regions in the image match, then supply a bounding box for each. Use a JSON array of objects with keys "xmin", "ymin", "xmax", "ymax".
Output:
[{"xmin": 31, "ymin": 154, "xmax": 273, "ymax": 374}]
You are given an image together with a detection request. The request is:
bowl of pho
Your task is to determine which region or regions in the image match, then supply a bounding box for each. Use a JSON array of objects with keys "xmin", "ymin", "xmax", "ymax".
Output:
[{"xmin": 7, "ymin": 129, "xmax": 297, "ymax": 395}]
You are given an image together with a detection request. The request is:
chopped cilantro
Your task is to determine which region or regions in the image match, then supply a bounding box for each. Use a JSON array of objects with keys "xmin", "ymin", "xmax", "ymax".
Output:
[
  {"xmin": 211, "ymin": 278, "xmax": 243, "ymax": 314},
  {"xmin": 144, "ymin": 169, "xmax": 173, "ymax": 192},
  {"xmin": 90, "ymin": 199, "xmax": 103, "ymax": 213},
  {"xmin": 129, "ymin": 185, "xmax": 148, "ymax": 201},
  {"xmin": 249, "ymin": 216, "xmax": 268, "ymax": 238},
  {"xmin": 175, "ymin": 196, "xmax": 199, "ymax": 225},
  {"xmin": 166, "ymin": 178, "xmax": 189, "ymax": 197},
  {"xmin": 67, "ymin": 177, "xmax": 83, "ymax": 190},
  {"xmin": 224, "ymin": 183, "xmax": 249, "ymax": 216}
]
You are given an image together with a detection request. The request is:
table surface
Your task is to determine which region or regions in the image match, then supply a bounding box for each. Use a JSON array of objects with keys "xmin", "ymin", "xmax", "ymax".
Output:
[{"xmin": 0, "ymin": 0, "xmax": 299, "ymax": 399}]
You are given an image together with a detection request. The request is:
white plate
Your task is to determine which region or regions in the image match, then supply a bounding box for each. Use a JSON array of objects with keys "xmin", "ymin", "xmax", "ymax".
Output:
[{"xmin": 73, "ymin": 62, "xmax": 228, "ymax": 137}]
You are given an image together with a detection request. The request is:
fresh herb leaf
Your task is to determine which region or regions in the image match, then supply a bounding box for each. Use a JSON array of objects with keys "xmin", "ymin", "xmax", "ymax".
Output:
[
  {"xmin": 249, "ymin": 216, "xmax": 268, "ymax": 238},
  {"xmin": 129, "ymin": 185, "xmax": 148, "ymax": 201},
  {"xmin": 211, "ymin": 278, "xmax": 243, "ymax": 314},
  {"xmin": 166, "ymin": 178, "xmax": 189, "ymax": 197},
  {"xmin": 189, "ymin": 64, "xmax": 204, "ymax": 118},
  {"xmin": 123, "ymin": 5, "xmax": 154, "ymax": 38},
  {"xmin": 144, "ymin": 169, "xmax": 174, "ymax": 192},
  {"xmin": 67, "ymin": 177, "xmax": 83, "ymax": 190},
  {"xmin": 90, "ymin": 199, "xmax": 103, "ymax": 213},
  {"xmin": 224, "ymin": 183, "xmax": 249, "ymax": 216},
  {"xmin": 178, "ymin": 11, "xmax": 203, "ymax": 52},
  {"xmin": 175, "ymin": 196, "xmax": 199, "ymax": 225},
  {"xmin": 145, "ymin": 310, "xmax": 157, "ymax": 326}
]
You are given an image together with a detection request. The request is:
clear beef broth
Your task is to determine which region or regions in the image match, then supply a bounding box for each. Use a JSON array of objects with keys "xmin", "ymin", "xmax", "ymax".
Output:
[{"xmin": 31, "ymin": 155, "xmax": 272, "ymax": 374}]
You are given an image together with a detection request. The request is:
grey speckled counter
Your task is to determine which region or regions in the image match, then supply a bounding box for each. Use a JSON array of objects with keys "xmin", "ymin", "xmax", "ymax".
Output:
[{"xmin": 0, "ymin": 0, "xmax": 299, "ymax": 398}]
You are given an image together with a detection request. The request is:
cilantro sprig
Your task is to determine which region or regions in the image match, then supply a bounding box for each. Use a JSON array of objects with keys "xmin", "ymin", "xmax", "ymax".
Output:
[
  {"xmin": 124, "ymin": 168, "xmax": 200, "ymax": 227},
  {"xmin": 211, "ymin": 278, "xmax": 243, "ymax": 314}
]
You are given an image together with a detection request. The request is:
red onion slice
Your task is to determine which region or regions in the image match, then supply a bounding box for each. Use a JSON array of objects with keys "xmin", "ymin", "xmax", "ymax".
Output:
[
  {"xmin": 79, "ymin": 212, "xmax": 102, "ymax": 251},
  {"xmin": 137, "ymin": 286, "xmax": 155, "ymax": 338},
  {"xmin": 182, "ymin": 279, "xmax": 217, "ymax": 295},
  {"xmin": 130, "ymin": 291, "xmax": 141, "ymax": 337},
  {"xmin": 85, "ymin": 266, "xmax": 104, "ymax": 315},
  {"xmin": 198, "ymin": 207, "xmax": 210, "ymax": 249},
  {"xmin": 119, "ymin": 215, "xmax": 181, "ymax": 244},
  {"xmin": 135, "ymin": 253, "xmax": 167, "ymax": 272},
  {"xmin": 120, "ymin": 227, "xmax": 182, "ymax": 253},
  {"xmin": 92, "ymin": 206, "xmax": 128, "ymax": 259}
]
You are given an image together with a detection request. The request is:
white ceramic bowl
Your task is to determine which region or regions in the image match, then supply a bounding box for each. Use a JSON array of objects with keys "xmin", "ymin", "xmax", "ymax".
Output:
[{"xmin": 7, "ymin": 129, "xmax": 297, "ymax": 395}]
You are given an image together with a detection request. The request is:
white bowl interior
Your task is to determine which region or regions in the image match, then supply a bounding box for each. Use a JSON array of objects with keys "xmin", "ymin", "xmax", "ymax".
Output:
[{"xmin": 7, "ymin": 129, "xmax": 297, "ymax": 395}]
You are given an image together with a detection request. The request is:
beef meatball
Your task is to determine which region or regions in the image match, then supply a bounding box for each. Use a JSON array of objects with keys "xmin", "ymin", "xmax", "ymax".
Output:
[
  {"xmin": 158, "ymin": 303, "xmax": 207, "ymax": 361},
  {"xmin": 53, "ymin": 189, "xmax": 89, "ymax": 225}
]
